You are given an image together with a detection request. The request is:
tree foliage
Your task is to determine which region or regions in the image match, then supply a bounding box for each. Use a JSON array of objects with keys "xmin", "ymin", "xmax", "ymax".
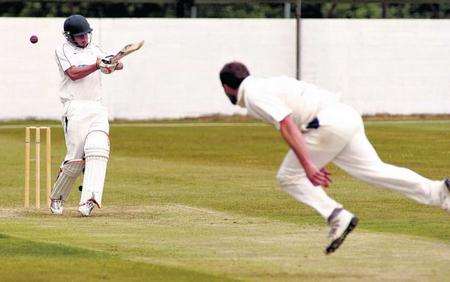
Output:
[{"xmin": 0, "ymin": 1, "xmax": 449, "ymax": 18}]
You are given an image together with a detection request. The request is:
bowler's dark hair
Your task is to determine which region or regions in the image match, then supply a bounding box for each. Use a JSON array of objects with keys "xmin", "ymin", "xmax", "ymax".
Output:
[{"xmin": 219, "ymin": 62, "xmax": 250, "ymax": 90}]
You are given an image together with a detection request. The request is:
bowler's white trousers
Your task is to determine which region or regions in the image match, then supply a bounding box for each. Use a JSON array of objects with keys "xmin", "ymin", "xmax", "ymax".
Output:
[{"xmin": 276, "ymin": 103, "xmax": 443, "ymax": 220}]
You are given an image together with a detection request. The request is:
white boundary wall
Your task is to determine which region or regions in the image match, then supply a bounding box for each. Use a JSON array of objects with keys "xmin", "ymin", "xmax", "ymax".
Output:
[
  {"xmin": 1, "ymin": 18, "xmax": 449, "ymax": 120},
  {"xmin": 301, "ymin": 19, "xmax": 450, "ymax": 115}
]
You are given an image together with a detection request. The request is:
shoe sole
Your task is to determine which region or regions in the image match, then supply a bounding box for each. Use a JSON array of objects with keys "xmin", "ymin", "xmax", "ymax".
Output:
[{"xmin": 325, "ymin": 216, "xmax": 359, "ymax": 255}]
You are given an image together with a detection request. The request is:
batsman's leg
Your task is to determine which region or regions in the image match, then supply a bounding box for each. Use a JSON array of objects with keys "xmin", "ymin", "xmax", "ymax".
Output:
[
  {"xmin": 79, "ymin": 130, "xmax": 110, "ymax": 210},
  {"xmin": 50, "ymin": 112, "xmax": 87, "ymax": 214},
  {"xmin": 333, "ymin": 127, "xmax": 447, "ymax": 208},
  {"xmin": 51, "ymin": 160, "xmax": 84, "ymax": 200},
  {"xmin": 50, "ymin": 160, "xmax": 84, "ymax": 214}
]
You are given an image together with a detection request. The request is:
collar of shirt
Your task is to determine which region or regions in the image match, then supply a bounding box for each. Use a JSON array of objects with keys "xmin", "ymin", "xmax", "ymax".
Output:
[
  {"xmin": 66, "ymin": 41, "xmax": 94, "ymax": 53},
  {"xmin": 236, "ymin": 76, "xmax": 253, "ymax": 108}
]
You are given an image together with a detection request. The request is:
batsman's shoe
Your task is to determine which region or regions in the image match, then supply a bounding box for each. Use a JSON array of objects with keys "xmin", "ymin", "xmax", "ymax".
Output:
[
  {"xmin": 78, "ymin": 200, "xmax": 96, "ymax": 217},
  {"xmin": 441, "ymin": 178, "xmax": 450, "ymax": 213},
  {"xmin": 50, "ymin": 199, "xmax": 64, "ymax": 215},
  {"xmin": 325, "ymin": 209, "xmax": 358, "ymax": 255}
]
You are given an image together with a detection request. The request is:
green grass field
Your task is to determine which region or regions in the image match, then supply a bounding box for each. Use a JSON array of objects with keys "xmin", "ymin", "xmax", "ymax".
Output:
[{"xmin": 0, "ymin": 120, "xmax": 449, "ymax": 281}]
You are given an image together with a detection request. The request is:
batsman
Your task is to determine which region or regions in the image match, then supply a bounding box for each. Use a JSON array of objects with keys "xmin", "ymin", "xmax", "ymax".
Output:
[{"xmin": 51, "ymin": 15, "xmax": 123, "ymax": 216}]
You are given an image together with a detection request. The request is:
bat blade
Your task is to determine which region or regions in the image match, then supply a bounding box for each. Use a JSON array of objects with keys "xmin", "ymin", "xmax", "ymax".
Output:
[{"xmin": 110, "ymin": 40, "xmax": 145, "ymax": 64}]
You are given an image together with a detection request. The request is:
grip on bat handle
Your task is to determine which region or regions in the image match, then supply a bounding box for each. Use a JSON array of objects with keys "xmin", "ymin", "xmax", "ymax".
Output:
[{"xmin": 102, "ymin": 55, "xmax": 114, "ymax": 65}]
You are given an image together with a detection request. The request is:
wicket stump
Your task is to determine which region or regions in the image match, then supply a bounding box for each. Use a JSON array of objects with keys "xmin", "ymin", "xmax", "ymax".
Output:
[{"xmin": 24, "ymin": 127, "xmax": 51, "ymax": 208}]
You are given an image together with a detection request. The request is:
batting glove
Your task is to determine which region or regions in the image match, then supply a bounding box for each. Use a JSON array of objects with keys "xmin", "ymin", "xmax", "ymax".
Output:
[{"xmin": 96, "ymin": 55, "xmax": 118, "ymax": 74}]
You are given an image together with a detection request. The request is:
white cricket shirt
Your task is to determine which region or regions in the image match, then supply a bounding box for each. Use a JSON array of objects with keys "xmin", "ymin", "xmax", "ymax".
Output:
[
  {"xmin": 237, "ymin": 76, "xmax": 339, "ymax": 130},
  {"xmin": 55, "ymin": 42, "xmax": 106, "ymax": 104}
]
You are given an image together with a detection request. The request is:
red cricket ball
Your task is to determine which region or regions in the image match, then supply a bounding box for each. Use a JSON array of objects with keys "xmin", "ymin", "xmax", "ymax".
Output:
[{"xmin": 30, "ymin": 35, "xmax": 38, "ymax": 44}]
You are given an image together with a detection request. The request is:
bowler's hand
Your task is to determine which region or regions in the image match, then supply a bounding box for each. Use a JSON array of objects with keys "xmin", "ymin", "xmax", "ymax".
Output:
[{"xmin": 305, "ymin": 164, "xmax": 331, "ymax": 187}]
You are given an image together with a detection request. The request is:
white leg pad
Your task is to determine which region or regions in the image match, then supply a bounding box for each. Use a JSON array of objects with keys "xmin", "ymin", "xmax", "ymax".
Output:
[
  {"xmin": 80, "ymin": 131, "xmax": 110, "ymax": 207},
  {"xmin": 50, "ymin": 159, "xmax": 84, "ymax": 201}
]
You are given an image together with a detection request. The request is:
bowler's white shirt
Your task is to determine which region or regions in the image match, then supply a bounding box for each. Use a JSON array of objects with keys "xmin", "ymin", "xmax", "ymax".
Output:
[
  {"xmin": 55, "ymin": 42, "xmax": 106, "ymax": 104},
  {"xmin": 237, "ymin": 76, "xmax": 339, "ymax": 130}
]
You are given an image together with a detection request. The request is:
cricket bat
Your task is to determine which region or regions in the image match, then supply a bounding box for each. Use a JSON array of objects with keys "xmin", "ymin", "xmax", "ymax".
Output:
[{"xmin": 108, "ymin": 40, "xmax": 145, "ymax": 64}]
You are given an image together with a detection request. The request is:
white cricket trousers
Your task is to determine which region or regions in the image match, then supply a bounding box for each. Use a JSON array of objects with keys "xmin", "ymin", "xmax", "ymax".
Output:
[
  {"xmin": 62, "ymin": 100, "xmax": 109, "ymax": 161},
  {"xmin": 61, "ymin": 100, "xmax": 110, "ymax": 206},
  {"xmin": 276, "ymin": 103, "xmax": 443, "ymax": 220}
]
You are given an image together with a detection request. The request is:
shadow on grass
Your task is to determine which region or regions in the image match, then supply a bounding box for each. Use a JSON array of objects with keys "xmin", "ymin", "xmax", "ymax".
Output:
[{"xmin": 0, "ymin": 233, "xmax": 236, "ymax": 282}]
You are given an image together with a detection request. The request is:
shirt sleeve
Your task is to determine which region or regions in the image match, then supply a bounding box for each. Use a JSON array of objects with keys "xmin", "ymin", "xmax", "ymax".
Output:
[
  {"xmin": 246, "ymin": 91, "xmax": 292, "ymax": 130},
  {"xmin": 55, "ymin": 46, "xmax": 72, "ymax": 72}
]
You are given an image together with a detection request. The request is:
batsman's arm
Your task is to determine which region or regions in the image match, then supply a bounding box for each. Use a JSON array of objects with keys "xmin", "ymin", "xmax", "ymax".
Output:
[
  {"xmin": 65, "ymin": 60, "xmax": 100, "ymax": 81},
  {"xmin": 115, "ymin": 62, "xmax": 123, "ymax": 70},
  {"xmin": 279, "ymin": 115, "xmax": 331, "ymax": 187}
]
